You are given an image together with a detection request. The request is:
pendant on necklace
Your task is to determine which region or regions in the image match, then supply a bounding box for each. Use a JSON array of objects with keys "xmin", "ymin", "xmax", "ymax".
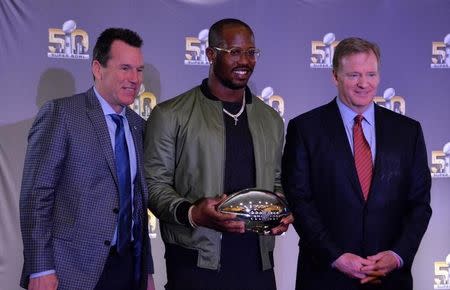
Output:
[{"xmin": 222, "ymin": 91, "xmax": 245, "ymax": 126}]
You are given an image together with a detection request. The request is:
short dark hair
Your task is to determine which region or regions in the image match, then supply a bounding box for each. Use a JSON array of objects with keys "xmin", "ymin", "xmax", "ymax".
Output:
[
  {"xmin": 332, "ymin": 37, "xmax": 380, "ymax": 72},
  {"xmin": 208, "ymin": 18, "xmax": 253, "ymax": 47},
  {"xmin": 92, "ymin": 28, "xmax": 143, "ymax": 67}
]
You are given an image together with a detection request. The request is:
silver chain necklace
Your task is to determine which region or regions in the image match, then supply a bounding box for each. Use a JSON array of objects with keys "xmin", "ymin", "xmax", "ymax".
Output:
[{"xmin": 222, "ymin": 92, "xmax": 246, "ymax": 126}]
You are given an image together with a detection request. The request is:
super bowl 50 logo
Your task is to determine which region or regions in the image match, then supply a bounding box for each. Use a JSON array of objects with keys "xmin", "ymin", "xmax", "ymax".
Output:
[
  {"xmin": 373, "ymin": 88, "xmax": 406, "ymax": 115},
  {"xmin": 434, "ymin": 253, "xmax": 450, "ymax": 289},
  {"xmin": 431, "ymin": 33, "xmax": 450, "ymax": 68},
  {"xmin": 184, "ymin": 29, "xmax": 209, "ymax": 65},
  {"xmin": 48, "ymin": 20, "xmax": 89, "ymax": 59},
  {"xmin": 257, "ymin": 87, "xmax": 285, "ymax": 122},
  {"xmin": 310, "ymin": 33, "xmax": 339, "ymax": 69},
  {"xmin": 431, "ymin": 142, "xmax": 450, "ymax": 178},
  {"xmin": 129, "ymin": 84, "xmax": 157, "ymax": 121}
]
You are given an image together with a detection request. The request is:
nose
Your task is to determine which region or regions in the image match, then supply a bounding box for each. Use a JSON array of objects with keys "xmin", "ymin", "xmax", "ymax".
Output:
[
  {"xmin": 236, "ymin": 51, "xmax": 252, "ymax": 64},
  {"xmin": 128, "ymin": 68, "xmax": 140, "ymax": 84},
  {"xmin": 357, "ymin": 75, "xmax": 368, "ymax": 88}
]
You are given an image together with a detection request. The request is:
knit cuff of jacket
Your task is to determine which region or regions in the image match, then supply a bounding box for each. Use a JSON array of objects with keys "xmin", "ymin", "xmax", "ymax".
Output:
[{"xmin": 175, "ymin": 201, "xmax": 193, "ymax": 227}]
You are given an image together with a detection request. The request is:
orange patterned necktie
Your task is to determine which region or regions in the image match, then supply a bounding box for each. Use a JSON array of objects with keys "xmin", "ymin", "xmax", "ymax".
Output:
[{"xmin": 353, "ymin": 115, "xmax": 373, "ymax": 201}]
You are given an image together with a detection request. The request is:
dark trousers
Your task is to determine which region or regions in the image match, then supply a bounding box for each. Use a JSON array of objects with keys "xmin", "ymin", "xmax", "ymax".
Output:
[
  {"xmin": 95, "ymin": 244, "xmax": 135, "ymax": 290},
  {"xmin": 165, "ymin": 232, "xmax": 276, "ymax": 290}
]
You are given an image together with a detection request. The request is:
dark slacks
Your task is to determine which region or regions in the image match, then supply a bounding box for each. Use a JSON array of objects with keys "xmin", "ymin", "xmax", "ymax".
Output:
[
  {"xmin": 165, "ymin": 232, "xmax": 276, "ymax": 290},
  {"xmin": 95, "ymin": 244, "xmax": 135, "ymax": 290}
]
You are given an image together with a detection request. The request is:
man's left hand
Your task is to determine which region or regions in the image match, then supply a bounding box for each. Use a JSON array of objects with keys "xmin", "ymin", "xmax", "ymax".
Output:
[
  {"xmin": 360, "ymin": 251, "xmax": 399, "ymax": 284},
  {"xmin": 270, "ymin": 214, "xmax": 294, "ymax": 235}
]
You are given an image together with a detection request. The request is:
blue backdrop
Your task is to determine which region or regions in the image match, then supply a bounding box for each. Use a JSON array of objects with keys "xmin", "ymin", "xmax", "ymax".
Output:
[{"xmin": 1, "ymin": 1, "xmax": 449, "ymax": 289}]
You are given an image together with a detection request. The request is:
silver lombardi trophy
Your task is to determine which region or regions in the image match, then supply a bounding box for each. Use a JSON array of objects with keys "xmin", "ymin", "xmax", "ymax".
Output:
[{"xmin": 62, "ymin": 20, "xmax": 77, "ymax": 55}]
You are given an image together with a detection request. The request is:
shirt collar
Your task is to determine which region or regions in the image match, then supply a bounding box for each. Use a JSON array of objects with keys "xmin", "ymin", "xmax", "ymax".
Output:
[
  {"xmin": 199, "ymin": 78, "xmax": 253, "ymax": 104},
  {"xmin": 93, "ymin": 87, "xmax": 126, "ymax": 117},
  {"xmin": 336, "ymin": 96, "xmax": 375, "ymax": 127}
]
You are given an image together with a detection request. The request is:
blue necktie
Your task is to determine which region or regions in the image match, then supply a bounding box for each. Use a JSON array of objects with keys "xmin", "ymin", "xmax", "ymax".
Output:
[{"xmin": 110, "ymin": 114, "xmax": 132, "ymax": 255}]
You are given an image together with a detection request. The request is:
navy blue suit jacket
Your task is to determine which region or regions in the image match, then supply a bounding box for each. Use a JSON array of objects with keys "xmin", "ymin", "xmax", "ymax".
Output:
[{"xmin": 282, "ymin": 99, "xmax": 431, "ymax": 290}]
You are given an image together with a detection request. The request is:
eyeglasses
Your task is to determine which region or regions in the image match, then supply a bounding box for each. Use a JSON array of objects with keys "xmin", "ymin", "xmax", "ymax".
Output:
[{"xmin": 213, "ymin": 47, "xmax": 261, "ymax": 60}]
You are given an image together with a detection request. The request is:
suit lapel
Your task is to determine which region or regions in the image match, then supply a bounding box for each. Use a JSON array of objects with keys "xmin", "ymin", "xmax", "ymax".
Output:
[
  {"xmin": 126, "ymin": 109, "xmax": 146, "ymax": 200},
  {"xmin": 125, "ymin": 107, "xmax": 143, "ymax": 191},
  {"xmin": 369, "ymin": 105, "xmax": 387, "ymax": 199},
  {"xmin": 126, "ymin": 109, "xmax": 142, "ymax": 173},
  {"xmin": 321, "ymin": 99, "xmax": 363, "ymax": 201},
  {"xmin": 85, "ymin": 88, "xmax": 119, "ymax": 188}
]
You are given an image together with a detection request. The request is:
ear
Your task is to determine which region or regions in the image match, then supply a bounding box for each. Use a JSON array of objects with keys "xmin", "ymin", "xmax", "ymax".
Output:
[
  {"xmin": 332, "ymin": 69, "xmax": 339, "ymax": 86},
  {"xmin": 206, "ymin": 47, "xmax": 215, "ymax": 64},
  {"xmin": 92, "ymin": 60, "xmax": 102, "ymax": 81}
]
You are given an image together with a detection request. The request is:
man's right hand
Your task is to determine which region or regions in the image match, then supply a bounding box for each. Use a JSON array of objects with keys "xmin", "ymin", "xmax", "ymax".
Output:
[
  {"xmin": 29, "ymin": 273, "xmax": 58, "ymax": 290},
  {"xmin": 333, "ymin": 253, "xmax": 375, "ymax": 279},
  {"xmin": 191, "ymin": 195, "xmax": 245, "ymax": 233}
]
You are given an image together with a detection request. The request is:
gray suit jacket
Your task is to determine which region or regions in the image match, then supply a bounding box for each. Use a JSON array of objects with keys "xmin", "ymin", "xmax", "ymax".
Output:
[{"xmin": 20, "ymin": 88, "xmax": 153, "ymax": 290}]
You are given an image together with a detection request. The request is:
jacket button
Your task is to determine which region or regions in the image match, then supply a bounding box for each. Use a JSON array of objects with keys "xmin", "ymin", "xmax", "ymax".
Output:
[
  {"xmin": 113, "ymin": 208, "xmax": 119, "ymax": 214},
  {"xmin": 104, "ymin": 240, "xmax": 111, "ymax": 246}
]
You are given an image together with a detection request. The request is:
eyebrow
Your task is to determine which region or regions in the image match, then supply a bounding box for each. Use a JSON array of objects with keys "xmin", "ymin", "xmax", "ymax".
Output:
[{"xmin": 119, "ymin": 64, "xmax": 145, "ymax": 69}]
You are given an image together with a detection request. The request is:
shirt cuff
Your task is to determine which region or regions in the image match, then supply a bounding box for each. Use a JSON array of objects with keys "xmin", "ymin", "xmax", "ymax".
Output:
[
  {"xmin": 389, "ymin": 250, "xmax": 404, "ymax": 268},
  {"xmin": 30, "ymin": 270, "xmax": 56, "ymax": 279}
]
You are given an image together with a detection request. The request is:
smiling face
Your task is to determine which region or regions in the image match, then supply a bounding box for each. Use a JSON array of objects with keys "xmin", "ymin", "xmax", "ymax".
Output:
[
  {"xmin": 92, "ymin": 40, "xmax": 144, "ymax": 113},
  {"xmin": 207, "ymin": 25, "xmax": 256, "ymax": 91},
  {"xmin": 333, "ymin": 51, "xmax": 380, "ymax": 114}
]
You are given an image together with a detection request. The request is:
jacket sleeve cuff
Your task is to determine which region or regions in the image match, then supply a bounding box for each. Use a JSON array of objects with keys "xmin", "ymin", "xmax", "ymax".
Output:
[
  {"xmin": 389, "ymin": 250, "xmax": 404, "ymax": 268},
  {"xmin": 175, "ymin": 201, "xmax": 192, "ymax": 226}
]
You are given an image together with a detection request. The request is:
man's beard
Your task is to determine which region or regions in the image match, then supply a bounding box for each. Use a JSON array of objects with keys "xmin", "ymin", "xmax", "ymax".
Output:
[
  {"xmin": 217, "ymin": 76, "xmax": 246, "ymax": 90},
  {"xmin": 214, "ymin": 66, "xmax": 252, "ymax": 90}
]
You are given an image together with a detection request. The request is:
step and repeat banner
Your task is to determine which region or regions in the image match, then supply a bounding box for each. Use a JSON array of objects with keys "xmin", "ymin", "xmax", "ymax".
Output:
[{"xmin": 1, "ymin": 1, "xmax": 449, "ymax": 289}]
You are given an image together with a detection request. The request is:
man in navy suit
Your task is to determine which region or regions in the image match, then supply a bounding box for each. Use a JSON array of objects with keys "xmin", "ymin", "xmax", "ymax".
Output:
[
  {"xmin": 282, "ymin": 37, "xmax": 431, "ymax": 290},
  {"xmin": 20, "ymin": 28, "xmax": 154, "ymax": 290}
]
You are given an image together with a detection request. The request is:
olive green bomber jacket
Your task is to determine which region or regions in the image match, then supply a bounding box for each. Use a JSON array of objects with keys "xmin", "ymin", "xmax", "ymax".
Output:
[{"xmin": 144, "ymin": 85, "xmax": 284, "ymax": 270}]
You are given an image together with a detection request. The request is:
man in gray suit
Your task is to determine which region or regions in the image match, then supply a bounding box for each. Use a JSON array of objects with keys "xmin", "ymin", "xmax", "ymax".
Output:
[{"xmin": 19, "ymin": 28, "xmax": 154, "ymax": 290}]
